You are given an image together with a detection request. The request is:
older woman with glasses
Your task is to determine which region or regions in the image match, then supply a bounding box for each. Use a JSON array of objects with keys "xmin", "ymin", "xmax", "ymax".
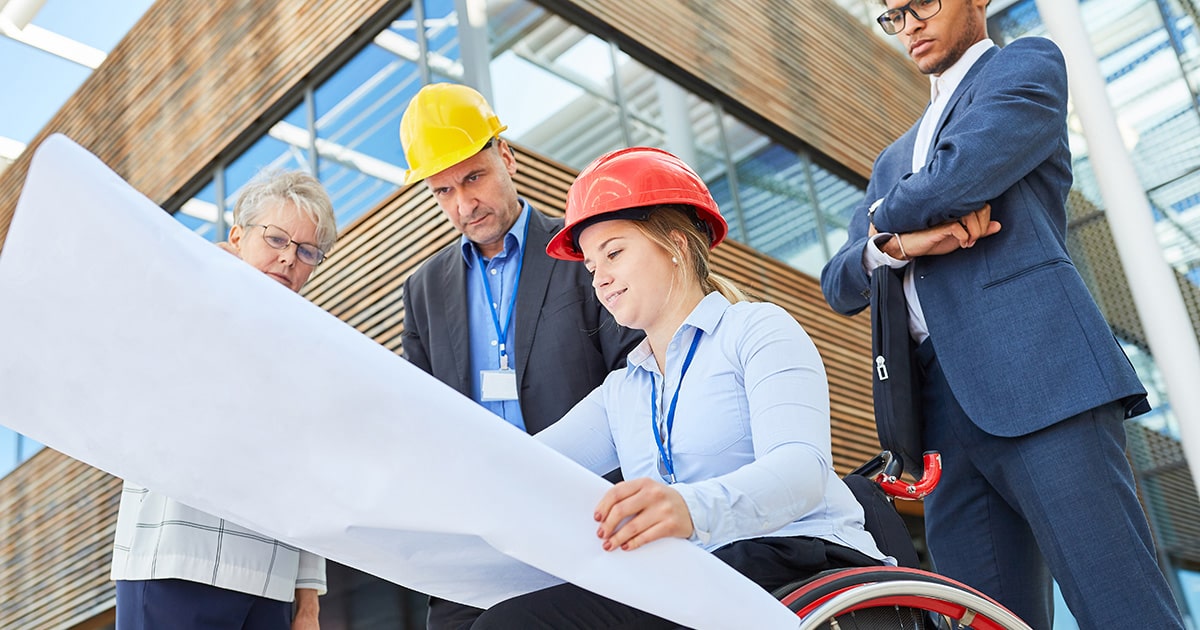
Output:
[{"xmin": 110, "ymin": 170, "xmax": 338, "ymax": 630}]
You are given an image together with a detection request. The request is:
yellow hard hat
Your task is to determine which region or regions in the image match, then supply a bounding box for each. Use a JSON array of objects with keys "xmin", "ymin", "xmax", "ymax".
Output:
[{"xmin": 399, "ymin": 83, "xmax": 508, "ymax": 186}]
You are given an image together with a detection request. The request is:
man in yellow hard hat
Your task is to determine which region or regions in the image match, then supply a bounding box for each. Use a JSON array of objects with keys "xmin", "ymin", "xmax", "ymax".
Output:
[{"xmin": 398, "ymin": 83, "xmax": 643, "ymax": 629}]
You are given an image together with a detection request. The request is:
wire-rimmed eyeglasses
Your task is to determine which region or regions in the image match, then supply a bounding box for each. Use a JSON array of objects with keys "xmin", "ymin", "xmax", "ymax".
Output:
[
  {"xmin": 245, "ymin": 224, "xmax": 326, "ymax": 266},
  {"xmin": 877, "ymin": 0, "xmax": 942, "ymax": 35}
]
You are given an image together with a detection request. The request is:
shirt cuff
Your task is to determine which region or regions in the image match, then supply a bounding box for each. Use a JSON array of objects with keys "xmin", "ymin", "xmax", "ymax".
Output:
[
  {"xmin": 673, "ymin": 484, "xmax": 712, "ymax": 546},
  {"xmin": 862, "ymin": 233, "xmax": 910, "ymax": 274}
]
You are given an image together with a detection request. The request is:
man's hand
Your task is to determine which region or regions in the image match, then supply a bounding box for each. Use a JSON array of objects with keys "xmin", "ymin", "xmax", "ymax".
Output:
[
  {"xmin": 594, "ymin": 477, "xmax": 694, "ymax": 552},
  {"xmin": 877, "ymin": 205, "xmax": 1000, "ymax": 259},
  {"xmin": 292, "ymin": 588, "xmax": 320, "ymax": 630},
  {"xmin": 957, "ymin": 203, "xmax": 998, "ymax": 247}
]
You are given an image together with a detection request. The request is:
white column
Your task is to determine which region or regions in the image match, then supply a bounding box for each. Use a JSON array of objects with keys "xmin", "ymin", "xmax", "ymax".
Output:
[
  {"xmin": 454, "ymin": 0, "xmax": 493, "ymax": 105},
  {"xmin": 1036, "ymin": 0, "xmax": 1200, "ymax": 499}
]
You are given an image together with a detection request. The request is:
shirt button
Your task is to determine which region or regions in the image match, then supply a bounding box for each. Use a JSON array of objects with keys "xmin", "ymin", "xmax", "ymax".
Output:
[
  {"xmin": 491, "ymin": 340, "xmax": 498, "ymax": 346},
  {"xmin": 490, "ymin": 269, "xmax": 498, "ymax": 275}
]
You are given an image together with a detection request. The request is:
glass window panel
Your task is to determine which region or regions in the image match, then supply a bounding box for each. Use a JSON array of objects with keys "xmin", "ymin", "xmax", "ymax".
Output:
[
  {"xmin": 0, "ymin": 428, "xmax": 17, "ymax": 477},
  {"xmin": 1178, "ymin": 569, "xmax": 1200, "ymax": 626},
  {"xmin": 175, "ymin": 178, "xmax": 224, "ymax": 242},
  {"xmin": 720, "ymin": 115, "xmax": 827, "ymax": 274},
  {"xmin": 997, "ymin": 0, "xmax": 1200, "ymax": 285},
  {"xmin": 219, "ymin": 111, "xmax": 310, "ymax": 227},
  {"xmin": 314, "ymin": 51, "xmax": 417, "ymax": 225},
  {"xmin": 227, "ymin": 121, "xmax": 309, "ymax": 198},
  {"xmin": 423, "ymin": 0, "xmax": 462, "ymax": 78},
  {"xmin": 17, "ymin": 435, "xmax": 42, "ymax": 464},
  {"xmin": 0, "ymin": 429, "xmax": 42, "ymax": 479},
  {"xmin": 812, "ymin": 161, "xmax": 866, "ymax": 258},
  {"xmin": 1122, "ymin": 339, "xmax": 1177, "ymax": 436},
  {"xmin": 488, "ymin": 2, "xmax": 623, "ymax": 169},
  {"xmin": 611, "ymin": 58, "xmax": 727, "ymax": 167}
]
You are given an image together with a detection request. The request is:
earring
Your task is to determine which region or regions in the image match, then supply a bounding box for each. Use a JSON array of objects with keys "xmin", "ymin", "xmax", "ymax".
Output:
[{"xmin": 671, "ymin": 257, "xmax": 678, "ymax": 265}]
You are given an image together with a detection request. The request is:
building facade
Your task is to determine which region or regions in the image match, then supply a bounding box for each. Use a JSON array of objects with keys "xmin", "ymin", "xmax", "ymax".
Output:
[{"xmin": 0, "ymin": 0, "xmax": 1197, "ymax": 627}]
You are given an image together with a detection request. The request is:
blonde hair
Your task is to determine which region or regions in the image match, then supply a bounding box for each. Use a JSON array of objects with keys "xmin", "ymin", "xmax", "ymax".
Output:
[
  {"xmin": 629, "ymin": 205, "xmax": 750, "ymax": 304},
  {"xmin": 233, "ymin": 170, "xmax": 338, "ymax": 254}
]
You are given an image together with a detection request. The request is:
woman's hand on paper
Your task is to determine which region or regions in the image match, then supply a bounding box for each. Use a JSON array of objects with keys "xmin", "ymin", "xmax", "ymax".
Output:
[{"xmin": 594, "ymin": 477, "xmax": 694, "ymax": 551}]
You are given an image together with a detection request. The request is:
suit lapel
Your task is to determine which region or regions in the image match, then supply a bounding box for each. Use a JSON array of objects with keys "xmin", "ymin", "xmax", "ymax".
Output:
[
  {"xmin": 929, "ymin": 45, "xmax": 999, "ymax": 153},
  {"xmin": 896, "ymin": 117, "xmax": 922, "ymax": 168},
  {"xmin": 514, "ymin": 208, "xmax": 557, "ymax": 387},
  {"xmin": 441, "ymin": 245, "xmax": 472, "ymax": 392}
]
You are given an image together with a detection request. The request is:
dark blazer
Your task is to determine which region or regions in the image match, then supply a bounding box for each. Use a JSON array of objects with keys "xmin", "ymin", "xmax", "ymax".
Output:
[
  {"xmin": 821, "ymin": 38, "xmax": 1146, "ymax": 437},
  {"xmin": 402, "ymin": 204, "xmax": 643, "ymax": 435}
]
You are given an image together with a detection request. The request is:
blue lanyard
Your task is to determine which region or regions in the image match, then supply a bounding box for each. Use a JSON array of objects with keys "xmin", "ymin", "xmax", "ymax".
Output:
[
  {"xmin": 475, "ymin": 216, "xmax": 530, "ymax": 371},
  {"xmin": 650, "ymin": 329, "xmax": 703, "ymax": 484}
]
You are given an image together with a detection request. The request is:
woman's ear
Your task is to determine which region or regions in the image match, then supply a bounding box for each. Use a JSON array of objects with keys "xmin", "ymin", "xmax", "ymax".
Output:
[
  {"xmin": 227, "ymin": 224, "xmax": 244, "ymax": 252},
  {"xmin": 668, "ymin": 229, "xmax": 689, "ymax": 261}
]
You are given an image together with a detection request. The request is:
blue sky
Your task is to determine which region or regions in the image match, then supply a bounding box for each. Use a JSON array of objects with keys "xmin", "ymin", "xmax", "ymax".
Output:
[{"xmin": 0, "ymin": 0, "xmax": 155, "ymax": 145}]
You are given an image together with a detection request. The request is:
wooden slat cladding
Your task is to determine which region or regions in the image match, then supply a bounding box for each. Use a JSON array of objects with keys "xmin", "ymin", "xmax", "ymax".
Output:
[
  {"xmin": 305, "ymin": 142, "xmax": 879, "ymax": 475},
  {"xmin": 540, "ymin": 0, "xmax": 927, "ymax": 180},
  {"xmin": 0, "ymin": 0, "xmax": 397, "ymax": 250},
  {"xmin": 0, "ymin": 449, "xmax": 122, "ymax": 629}
]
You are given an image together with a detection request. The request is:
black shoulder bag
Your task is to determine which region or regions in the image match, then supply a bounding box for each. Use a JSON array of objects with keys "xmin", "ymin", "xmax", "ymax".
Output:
[{"xmin": 870, "ymin": 264, "xmax": 925, "ymax": 479}]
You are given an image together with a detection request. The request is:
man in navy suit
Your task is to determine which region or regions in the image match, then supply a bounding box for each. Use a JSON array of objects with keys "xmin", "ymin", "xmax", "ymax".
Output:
[{"xmin": 821, "ymin": 1, "xmax": 1184, "ymax": 627}]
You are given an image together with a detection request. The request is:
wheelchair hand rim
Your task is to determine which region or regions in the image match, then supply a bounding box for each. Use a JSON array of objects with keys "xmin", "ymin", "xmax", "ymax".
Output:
[{"xmin": 795, "ymin": 579, "xmax": 1032, "ymax": 630}]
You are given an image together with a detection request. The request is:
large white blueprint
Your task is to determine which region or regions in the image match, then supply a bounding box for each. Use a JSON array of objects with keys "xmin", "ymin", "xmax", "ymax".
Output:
[{"xmin": 0, "ymin": 135, "xmax": 800, "ymax": 629}]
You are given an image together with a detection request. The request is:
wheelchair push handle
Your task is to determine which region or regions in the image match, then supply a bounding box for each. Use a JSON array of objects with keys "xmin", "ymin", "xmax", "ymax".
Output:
[{"xmin": 875, "ymin": 451, "xmax": 941, "ymax": 500}]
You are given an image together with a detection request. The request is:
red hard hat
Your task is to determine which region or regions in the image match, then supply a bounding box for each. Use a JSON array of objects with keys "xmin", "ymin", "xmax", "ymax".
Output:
[{"xmin": 546, "ymin": 146, "xmax": 729, "ymax": 261}]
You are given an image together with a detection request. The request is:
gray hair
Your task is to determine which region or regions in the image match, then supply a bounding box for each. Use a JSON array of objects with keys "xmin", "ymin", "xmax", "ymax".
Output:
[{"xmin": 232, "ymin": 170, "xmax": 338, "ymax": 254}]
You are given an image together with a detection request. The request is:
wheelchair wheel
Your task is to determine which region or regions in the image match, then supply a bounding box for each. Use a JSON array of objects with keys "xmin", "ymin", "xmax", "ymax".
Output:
[{"xmin": 773, "ymin": 567, "xmax": 1031, "ymax": 630}]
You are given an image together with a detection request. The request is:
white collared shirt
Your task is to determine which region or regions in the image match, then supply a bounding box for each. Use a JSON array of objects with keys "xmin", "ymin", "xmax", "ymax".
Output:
[
  {"xmin": 111, "ymin": 482, "xmax": 327, "ymax": 602},
  {"xmin": 537, "ymin": 292, "xmax": 887, "ymax": 561},
  {"xmin": 866, "ymin": 38, "xmax": 996, "ymax": 343}
]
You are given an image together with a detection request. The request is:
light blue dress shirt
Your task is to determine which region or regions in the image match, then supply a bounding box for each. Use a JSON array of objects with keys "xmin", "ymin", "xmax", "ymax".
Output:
[
  {"xmin": 538, "ymin": 292, "xmax": 886, "ymax": 560},
  {"xmin": 461, "ymin": 202, "xmax": 532, "ymax": 432}
]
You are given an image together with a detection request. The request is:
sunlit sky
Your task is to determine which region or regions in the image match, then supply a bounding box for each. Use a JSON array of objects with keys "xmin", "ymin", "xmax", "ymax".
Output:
[{"xmin": 0, "ymin": 0, "xmax": 155, "ymax": 148}]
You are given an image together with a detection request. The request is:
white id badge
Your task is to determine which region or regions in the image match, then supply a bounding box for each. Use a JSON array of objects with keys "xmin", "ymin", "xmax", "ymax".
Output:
[{"xmin": 480, "ymin": 369, "xmax": 519, "ymax": 401}]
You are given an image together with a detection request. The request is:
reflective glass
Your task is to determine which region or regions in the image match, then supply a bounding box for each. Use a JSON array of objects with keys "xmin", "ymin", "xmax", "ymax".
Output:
[
  {"xmin": 0, "ymin": 428, "xmax": 16, "ymax": 477},
  {"xmin": 719, "ymin": 116, "xmax": 828, "ymax": 274},
  {"xmin": 997, "ymin": 0, "xmax": 1200, "ymax": 283},
  {"xmin": 314, "ymin": 4, "xmax": 442, "ymax": 227},
  {"xmin": 488, "ymin": 3, "xmax": 624, "ymax": 169},
  {"xmin": 227, "ymin": 112, "xmax": 310, "ymax": 195},
  {"xmin": 0, "ymin": 428, "xmax": 42, "ymax": 479},
  {"xmin": 812, "ymin": 161, "xmax": 866, "ymax": 260}
]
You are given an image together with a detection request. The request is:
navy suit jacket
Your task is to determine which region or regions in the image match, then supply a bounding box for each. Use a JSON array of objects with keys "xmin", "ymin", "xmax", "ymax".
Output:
[
  {"xmin": 402, "ymin": 205, "xmax": 643, "ymax": 435},
  {"xmin": 821, "ymin": 37, "xmax": 1146, "ymax": 437}
]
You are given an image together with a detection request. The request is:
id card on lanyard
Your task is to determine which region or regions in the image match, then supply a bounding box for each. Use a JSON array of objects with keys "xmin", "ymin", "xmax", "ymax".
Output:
[{"xmin": 478, "ymin": 218, "xmax": 529, "ymax": 402}]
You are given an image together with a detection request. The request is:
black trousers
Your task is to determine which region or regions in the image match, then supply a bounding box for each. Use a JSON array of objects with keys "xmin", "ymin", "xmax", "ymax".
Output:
[{"xmin": 434, "ymin": 536, "xmax": 879, "ymax": 630}]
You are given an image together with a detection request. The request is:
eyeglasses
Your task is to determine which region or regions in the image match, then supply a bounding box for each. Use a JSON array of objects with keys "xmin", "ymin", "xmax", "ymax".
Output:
[
  {"xmin": 244, "ymin": 224, "xmax": 326, "ymax": 265},
  {"xmin": 877, "ymin": 0, "xmax": 942, "ymax": 35}
]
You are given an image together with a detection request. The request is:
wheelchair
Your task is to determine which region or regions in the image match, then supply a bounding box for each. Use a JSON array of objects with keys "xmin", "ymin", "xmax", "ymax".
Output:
[{"xmin": 771, "ymin": 451, "xmax": 1032, "ymax": 629}]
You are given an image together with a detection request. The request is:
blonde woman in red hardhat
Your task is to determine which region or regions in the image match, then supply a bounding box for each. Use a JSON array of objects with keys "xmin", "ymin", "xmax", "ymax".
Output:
[{"xmin": 469, "ymin": 147, "xmax": 888, "ymax": 629}]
